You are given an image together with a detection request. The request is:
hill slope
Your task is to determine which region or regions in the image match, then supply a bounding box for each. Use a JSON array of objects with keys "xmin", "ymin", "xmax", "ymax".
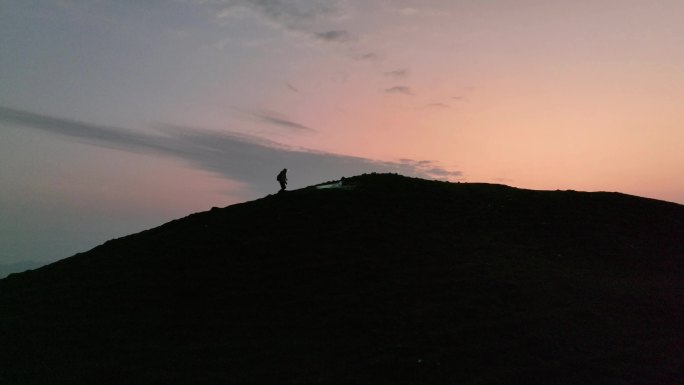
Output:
[{"xmin": 1, "ymin": 174, "xmax": 683, "ymax": 384}]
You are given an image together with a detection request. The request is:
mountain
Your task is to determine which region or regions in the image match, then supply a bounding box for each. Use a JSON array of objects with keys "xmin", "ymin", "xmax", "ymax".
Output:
[{"xmin": 1, "ymin": 173, "xmax": 683, "ymax": 384}]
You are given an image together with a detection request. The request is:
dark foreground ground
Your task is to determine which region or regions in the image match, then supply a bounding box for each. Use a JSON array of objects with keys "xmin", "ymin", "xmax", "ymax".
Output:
[{"xmin": 1, "ymin": 174, "xmax": 683, "ymax": 384}]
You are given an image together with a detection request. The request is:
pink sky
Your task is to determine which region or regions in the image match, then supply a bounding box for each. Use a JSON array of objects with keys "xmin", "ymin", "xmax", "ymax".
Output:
[{"xmin": 1, "ymin": 0, "xmax": 683, "ymax": 264}]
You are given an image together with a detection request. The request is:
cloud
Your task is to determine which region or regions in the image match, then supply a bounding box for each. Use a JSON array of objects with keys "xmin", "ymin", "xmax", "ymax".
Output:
[
  {"xmin": 399, "ymin": 159, "xmax": 432, "ymax": 166},
  {"xmin": 425, "ymin": 103, "xmax": 450, "ymax": 109},
  {"xmin": 351, "ymin": 52, "xmax": 379, "ymax": 61},
  {"xmin": 285, "ymin": 82, "xmax": 299, "ymax": 92},
  {"xmin": 425, "ymin": 168, "xmax": 462, "ymax": 178},
  {"xmin": 212, "ymin": 0, "xmax": 340, "ymax": 28},
  {"xmin": 399, "ymin": 7, "xmax": 419, "ymax": 16},
  {"xmin": 0, "ymin": 106, "xmax": 462, "ymax": 196},
  {"xmin": 0, "ymin": 106, "xmax": 165, "ymax": 154},
  {"xmin": 205, "ymin": 0, "xmax": 352, "ymax": 44},
  {"xmin": 383, "ymin": 69, "xmax": 408, "ymax": 79},
  {"xmin": 315, "ymin": 30, "xmax": 354, "ymax": 42},
  {"xmin": 384, "ymin": 86, "xmax": 414, "ymax": 96},
  {"xmin": 250, "ymin": 111, "xmax": 315, "ymax": 132},
  {"xmin": 397, "ymin": 159, "xmax": 462, "ymax": 179},
  {"xmin": 493, "ymin": 177, "xmax": 514, "ymax": 183},
  {"xmin": 389, "ymin": 5, "xmax": 449, "ymax": 18}
]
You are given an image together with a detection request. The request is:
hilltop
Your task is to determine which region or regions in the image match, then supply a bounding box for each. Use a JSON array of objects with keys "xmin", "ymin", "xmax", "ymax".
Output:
[{"xmin": 1, "ymin": 173, "xmax": 683, "ymax": 384}]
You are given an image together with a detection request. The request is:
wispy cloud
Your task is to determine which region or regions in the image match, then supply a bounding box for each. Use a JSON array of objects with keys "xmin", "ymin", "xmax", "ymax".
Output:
[
  {"xmin": 384, "ymin": 86, "xmax": 414, "ymax": 96},
  {"xmin": 315, "ymin": 29, "xmax": 354, "ymax": 43},
  {"xmin": 0, "ymin": 106, "xmax": 164, "ymax": 154},
  {"xmin": 425, "ymin": 103, "xmax": 450, "ymax": 109},
  {"xmin": 203, "ymin": 0, "xmax": 352, "ymax": 44},
  {"xmin": 285, "ymin": 82, "xmax": 299, "ymax": 93},
  {"xmin": 383, "ymin": 69, "xmax": 409, "ymax": 79},
  {"xmin": 398, "ymin": 7, "xmax": 419, "ymax": 16},
  {"xmin": 351, "ymin": 52, "xmax": 379, "ymax": 61},
  {"xmin": 0, "ymin": 106, "xmax": 462, "ymax": 195},
  {"xmin": 389, "ymin": 5, "xmax": 449, "ymax": 18},
  {"xmin": 493, "ymin": 177, "xmax": 515, "ymax": 183},
  {"xmin": 212, "ymin": 0, "xmax": 340, "ymax": 28},
  {"xmin": 251, "ymin": 111, "xmax": 315, "ymax": 132},
  {"xmin": 425, "ymin": 167, "xmax": 462, "ymax": 178},
  {"xmin": 397, "ymin": 159, "xmax": 462, "ymax": 179}
]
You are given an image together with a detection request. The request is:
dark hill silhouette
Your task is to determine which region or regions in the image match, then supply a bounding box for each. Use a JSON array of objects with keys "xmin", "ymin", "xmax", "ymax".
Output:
[{"xmin": 1, "ymin": 173, "xmax": 683, "ymax": 384}]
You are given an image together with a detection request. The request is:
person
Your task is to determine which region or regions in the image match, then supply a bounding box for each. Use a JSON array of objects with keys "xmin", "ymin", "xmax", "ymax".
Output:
[{"xmin": 277, "ymin": 168, "xmax": 288, "ymax": 192}]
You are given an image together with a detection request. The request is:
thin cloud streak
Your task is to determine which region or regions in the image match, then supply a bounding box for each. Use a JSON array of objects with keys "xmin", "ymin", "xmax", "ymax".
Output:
[
  {"xmin": 383, "ymin": 69, "xmax": 409, "ymax": 79},
  {"xmin": 425, "ymin": 103, "xmax": 450, "ymax": 109},
  {"xmin": 211, "ymin": 0, "xmax": 340, "ymax": 29},
  {"xmin": 315, "ymin": 30, "xmax": 354, "ymax": 42},
  {"xmin": 351, "ymin": 52, "xmax": 379, "ymax": 61},
  {"xmin": 384, "ymin": 86, "xmax": 414, "ymax": 96},
  {"xmin": 0, "ymin": 106, "xmax": 167, "ymax": 154},
  {"xmin": 285, "ymin": 82, "xmax": 299, "ymax": 93},
  {"xmin": 205, "ymin": 0, "xmax": 352, "ymax": 44},
  {"xmin": 251, "ymin": 111, "xmax": 316, "ymax": 132},
  {"xmin": 0, "ymin": 106, "xmax": 462, "ymax": 196}
]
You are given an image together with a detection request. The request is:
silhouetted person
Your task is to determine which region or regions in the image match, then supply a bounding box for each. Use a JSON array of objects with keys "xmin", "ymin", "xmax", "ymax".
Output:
[{"xmin": 277, "ymin": 168, "xmax": 288, "ymax": 192}]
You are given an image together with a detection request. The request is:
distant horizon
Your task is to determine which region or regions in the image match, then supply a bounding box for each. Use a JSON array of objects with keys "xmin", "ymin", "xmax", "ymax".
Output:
[
  {"xmin": 1, "ymin": 171, "xmax": 682, "ymax": 271},
  {"xmin": 2, "ymin": 0, "xmax": 683, "ymax": 265}
]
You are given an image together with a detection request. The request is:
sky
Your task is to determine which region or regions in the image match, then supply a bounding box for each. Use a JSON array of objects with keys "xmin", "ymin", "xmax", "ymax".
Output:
[{"xmin": 1, "ymin": 0, "xmax": 683, "ymax": 265}]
